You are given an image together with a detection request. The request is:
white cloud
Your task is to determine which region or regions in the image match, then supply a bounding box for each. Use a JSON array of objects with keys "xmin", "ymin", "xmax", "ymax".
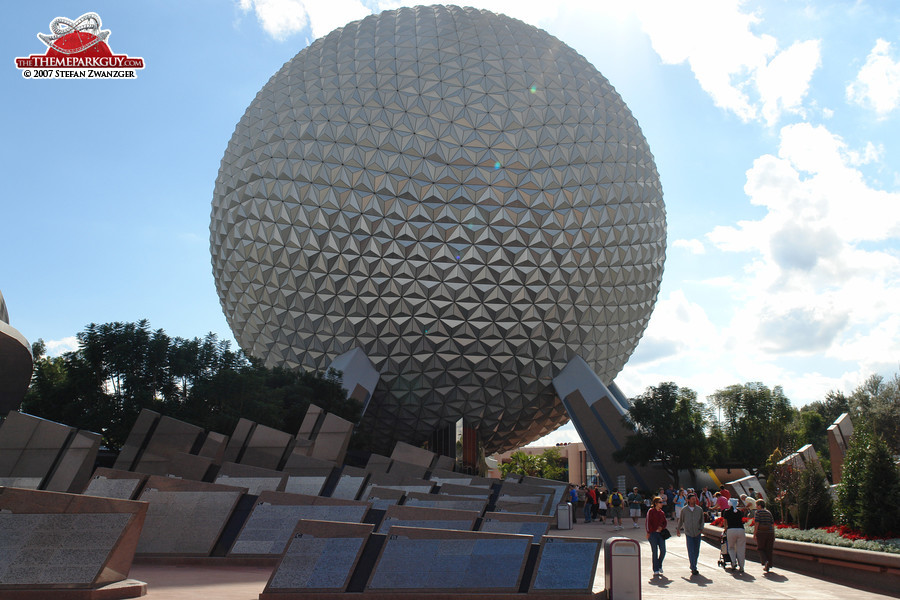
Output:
[
  {"xmin": 633, "ymin": 0, "xmax": 773, "ymax": 121},
  {"xmin": 633, "ymin": 0, "xmax": 819, "ymax": 124},
  {"xmin": 672, "ymin": 238, "xmax": 706, "ymax": 254},
  {"xmin": 756, "ymin": 40, "xmax": 821, "ymax": 126},
  {"xmin": 44, "ymin": 336, "xmax": 78, "ymax": 357},
  {"xmin": 847, "ymin": 39, "xmax": 900, "ymax": 118},
  {"xmin": 628, "ymin": 290, "xmax": 720, "ymax": 367},
  {"xmin": 703, "ymin": 121, "xmax": 900, "ymax": 388},
  {"xmin": 237, "ymin": 0, "xmax": 566, "ymax": 42},
  {"xmin": 238, "ymin": 0, "xmax": 370, "ymax": 40},
  {"xmin": 527, "ymin": 422, "xmax": 579, "ymax": 446},
  {"xmin": 237, "ymin": 0, "xmax": 820, "ymax": 125},
  {"xmin": 845, "ymin": 141, "xmax": 884, "ymax": 166}
]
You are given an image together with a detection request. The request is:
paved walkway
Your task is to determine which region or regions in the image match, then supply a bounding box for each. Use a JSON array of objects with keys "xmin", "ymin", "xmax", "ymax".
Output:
[
  {"xmin": 129, "ymin": 519, "xmax": 897, "ymax": 599},
  {"xmin": 556, "ymin": 518, "xmax": 896, "ymax": 599}
]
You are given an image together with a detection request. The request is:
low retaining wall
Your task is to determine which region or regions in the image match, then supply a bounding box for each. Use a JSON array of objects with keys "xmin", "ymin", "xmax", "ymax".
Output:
[{"xmin": 702, "ymin": 525, "xmax": 900, "ymax": 595}]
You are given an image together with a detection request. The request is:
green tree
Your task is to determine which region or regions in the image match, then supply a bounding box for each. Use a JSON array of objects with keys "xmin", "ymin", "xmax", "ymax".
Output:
[
  {"xmin": 709, "ymin": 382, "xmax": 795, "ymax": 476},
  {"xmin": 795, "ymin": 463, "xmax": 833, "ymax": 529},
  {"xmin": 801, "ymin": 391, "xmax": 851, "ymax": 429},
  {"xmin": 21, "ymin": 321, "xmax": 360, "ymax": 450},
  {"xmin": 613, "ymin": 382, "xmax": 708, "ymax": 487},
  {"xmin": 537, "ymin": 447, "xmax": 567, "ymax": 481},
  {"xmin": 764, "ymin": 448, "xmax": 785, "ymax": 521},
  {"xmin": 793, "ymin": 409, "xmax": 832, "ymax": 479},
  {"xmin": 836, "ymin": 426, "xmax": 900, "ymax": 536},
  {"xmin": 498, "ymin": 448, "xmax": 567, "ymax": 481},
  {"xmin": 499, "ymin": 451, "xmax": 540, "ymax": 477},
  {"xmin": 849, "ymin": 374, "xmax": 900, "ymax": 455}
]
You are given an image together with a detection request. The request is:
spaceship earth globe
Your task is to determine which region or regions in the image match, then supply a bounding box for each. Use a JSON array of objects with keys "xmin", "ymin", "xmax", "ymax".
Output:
[{"xmin": 211, "ymin": 5, "xmax": 666, "ymax": 454}]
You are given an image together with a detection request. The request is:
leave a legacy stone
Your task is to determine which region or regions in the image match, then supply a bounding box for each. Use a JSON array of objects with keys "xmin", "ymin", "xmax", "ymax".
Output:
[{"xmin": 367, "ymin": 527, "xmax": 531, "ymax": 591}]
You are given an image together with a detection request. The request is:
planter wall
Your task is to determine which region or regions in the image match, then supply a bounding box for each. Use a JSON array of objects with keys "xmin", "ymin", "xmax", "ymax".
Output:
[{"xmin": 702, "ymin": 525, "xmax": 900, "ymax": 595}]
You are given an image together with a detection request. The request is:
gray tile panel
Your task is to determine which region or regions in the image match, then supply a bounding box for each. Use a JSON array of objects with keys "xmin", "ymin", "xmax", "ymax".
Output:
[
  {"xmin": 479, "ymin": 519, "xmax": 550, "ymax": 543},
  {"xmin": 368, "ymin": 530, "xmax": 530, "ymax": 591},
  {"xmin": 531, "ymin": 537, "xmax": 602, "ymax": 591},
  {"xmin": 283, "ymin": 476, "xmax": 328, "ymax": 496},
  {"xmin": 215, "ymin": 475, "xmax": 283, "ymax": 496},
  {"xmin": 112, "ymin": 409, "xmax": 159, "ymax": 471},
  {"xmin": 135, "ymin": 488, "xmax": 243, "ymax": 555},
  {"xmin": 0, "ymin": 513, "xmax": 130, "ymax": 585},
  {"xmin": 331, "ymin": 474, "xmax": 366, "ymax": 500},
  {"xmin": 269, "ymin": 535, "xmax": 365, "ymax": 590},
  {"xmin": 230, "ymin": 503, "xmax": 368, "ymax": 556},
  {"xmin": 83, "ymin": 477, "xmax": 142, "ymax": 500}
]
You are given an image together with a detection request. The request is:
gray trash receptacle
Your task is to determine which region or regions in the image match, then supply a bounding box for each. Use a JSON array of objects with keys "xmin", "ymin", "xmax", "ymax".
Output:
[
  {"xmin": 604, "ymin": 536, "xmax": 640, "ymax": 600},
  {"xmin": 557, "ymin": 502, "xmax": 573, "ymax": 529}
]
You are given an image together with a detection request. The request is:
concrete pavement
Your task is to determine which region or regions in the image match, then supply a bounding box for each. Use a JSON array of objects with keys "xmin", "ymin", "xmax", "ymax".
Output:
[
  {"xmin": 556, "ymin": 517, "xmax": 897, "ymax": 599},
  {"xmin": 128, "ymin": 518, "xmax": 899, "ymax": 600}
]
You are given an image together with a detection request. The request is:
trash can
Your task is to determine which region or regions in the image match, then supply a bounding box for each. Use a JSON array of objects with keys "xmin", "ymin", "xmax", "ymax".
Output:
[
  {"xmin": 604, "ymin": 536, "xmax": 640, "ymax": 600},
  {"xmin": 557, "ymin": 502, "xmax": 573, "ymax": 530}
]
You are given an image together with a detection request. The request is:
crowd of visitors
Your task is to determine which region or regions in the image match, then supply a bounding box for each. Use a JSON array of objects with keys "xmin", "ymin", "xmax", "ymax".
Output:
[{"xmin": 567, "ymin": 482, "xmax": 771, "ymax": 578}]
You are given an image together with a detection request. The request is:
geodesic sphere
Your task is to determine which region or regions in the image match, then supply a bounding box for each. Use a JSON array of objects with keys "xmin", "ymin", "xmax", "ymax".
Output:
[{"xmin": 211, "ymin": 5, "xmax": 666, "ymax": 454}]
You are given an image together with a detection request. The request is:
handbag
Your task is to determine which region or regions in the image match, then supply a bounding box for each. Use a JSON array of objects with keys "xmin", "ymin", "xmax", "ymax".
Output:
[{"xmin": 660, "ymin": 528, "xmax": 671, "ymax": 540}]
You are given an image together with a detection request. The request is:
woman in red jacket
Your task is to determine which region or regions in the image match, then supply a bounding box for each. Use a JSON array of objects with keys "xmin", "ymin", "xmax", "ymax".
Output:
[{"xmin": 646, "ymin": 496, "xmax": 668, "ymax": 576}]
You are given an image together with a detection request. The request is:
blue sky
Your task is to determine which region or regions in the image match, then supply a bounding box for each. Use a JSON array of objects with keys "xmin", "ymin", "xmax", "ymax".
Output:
[{"xmin": 3, "ymin": 1, "xmax": 899, "ymax": 446}]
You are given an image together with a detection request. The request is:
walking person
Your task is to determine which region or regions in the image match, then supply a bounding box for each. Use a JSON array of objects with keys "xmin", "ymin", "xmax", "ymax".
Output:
[
  {"xmin": 676, "ymin": 493, "xmax": 704, "ymax": 576},
  {"xmin": 596, "ymin": 487, "xmax": 608, "ymax": 524},
  {"xmin": 714, "ymin": 491, "xmax": 729, "ymax": 516},
  {"xmin": 627, "ymin": 487, "xmax": 643, "ymax": 529},
  {"xmin": 753, "ymin": 499, "xmax": 776, "ymax": 572},
  {"xmin": 608, "ymin": 488, "xmax": 625, "ymax": 529},
  {"xmin": 584, "ymin": 484, "xmax": 596, "ymax": 523},
  {"xmin": 674, "ymin": 487, "xmax": 687, "ymax": 520},
  {"xmin": 646, "ymin": 496, "xmax": 668, "ymax": 576},
  {"xmin": 664, "ymin": 484, "xmax": 676, "ymax": 517},
  {"xmin": 568, "ymin": 484, "xmax": 578, "ymax": 523},
  {"xmin": 722, "ymin": 502, "xmax": 747, "ymax": 573},
  {"xmin": 699, "ymin": 487, "xmax": 714, "ymax": 520}
]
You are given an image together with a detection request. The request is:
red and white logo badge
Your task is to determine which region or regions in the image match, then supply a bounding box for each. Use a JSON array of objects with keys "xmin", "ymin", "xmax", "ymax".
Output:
[{"xmin": 15, "ymin": 12, "xmax": 145, "ymax": 79}]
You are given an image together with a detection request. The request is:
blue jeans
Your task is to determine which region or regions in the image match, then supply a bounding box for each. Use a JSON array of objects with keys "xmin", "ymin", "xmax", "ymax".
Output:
[
  {"xmin": 685, "ymin": 534, "xmax": 701, "ymax": 570},
  {"xmin": 584, "ymin": 503, "xmax": 592, "ymax": 522},
  {"xmin": 649, "ymin": 531, "xmax": 666, "ymax": 572}
]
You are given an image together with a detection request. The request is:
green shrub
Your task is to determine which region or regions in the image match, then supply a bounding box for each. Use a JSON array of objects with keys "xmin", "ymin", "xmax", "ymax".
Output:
[
  {"xmin": 836, "ymin": 428, "xmax": 900, "ymax": 537},
  {"xmin": 796, "ymin": 464, "xmax": 833, "ymax": 529},
  {"xmin": 775, "ymin": 528, "xmax": 900, "ymax": 554}
]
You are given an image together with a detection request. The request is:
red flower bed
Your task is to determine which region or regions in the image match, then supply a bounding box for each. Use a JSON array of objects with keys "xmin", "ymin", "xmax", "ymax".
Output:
[
  {"xmin": 711, "ymin": 517, "xmax": 896, "ymax": 543},
  {"xmin": 711, "ymin": 516, "xmax": 751, "ymax": 528},
  {"xmin": 823, "ymin": 524, "xmax": 896, "ymax": 541}
]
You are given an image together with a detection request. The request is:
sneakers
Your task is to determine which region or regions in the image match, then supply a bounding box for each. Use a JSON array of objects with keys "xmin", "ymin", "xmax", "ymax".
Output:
[
  {"xmin": 633, "ymin": 523, "xmax": 639, "ymax": 528},
  {"xmin": 652, "ymin": 570, "xmax": 659, "ymax": 576},
  {"xmin": 658, "ymin": 568, "xmax": 664, "ymax": 575},
  {"xmin": 691, "ymin": 569, "xmax": 699, "ymax": 576}
]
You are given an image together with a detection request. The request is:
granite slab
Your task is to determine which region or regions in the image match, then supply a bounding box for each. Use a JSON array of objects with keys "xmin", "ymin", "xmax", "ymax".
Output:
[
  {"xmin": 0, "ymin": 486, "xmax": 148, "ymax": 589},
  {"xmin": 376, "ymin": 504, "xmax": 479, "ymax": 534},
  {"xmin": 366, "ymin": 526, "xmax": 531, "ymax": 592},
  {"xmin": 134, "ymin": 476, "xmax": 247, "ymax": 556},
  {"xmin": 529, "ymin": 536, "xmax": 602, "ymax": 592},
  {"xmin": 263, "ymin": 520, "xmax": 372, "ymax": 594},
  {"xmin": 228, "ymin": 491, "xmax": 371, "ymax": 557},
  {"xmin": 478, "ymin": 511, "xmax": 554, "ymax": 543}
]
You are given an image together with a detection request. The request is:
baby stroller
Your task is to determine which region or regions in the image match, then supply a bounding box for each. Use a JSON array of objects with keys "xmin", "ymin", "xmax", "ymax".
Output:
[{"xmin": 717, "ymin": 532, "xmax": 733, "ymax": 570}]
